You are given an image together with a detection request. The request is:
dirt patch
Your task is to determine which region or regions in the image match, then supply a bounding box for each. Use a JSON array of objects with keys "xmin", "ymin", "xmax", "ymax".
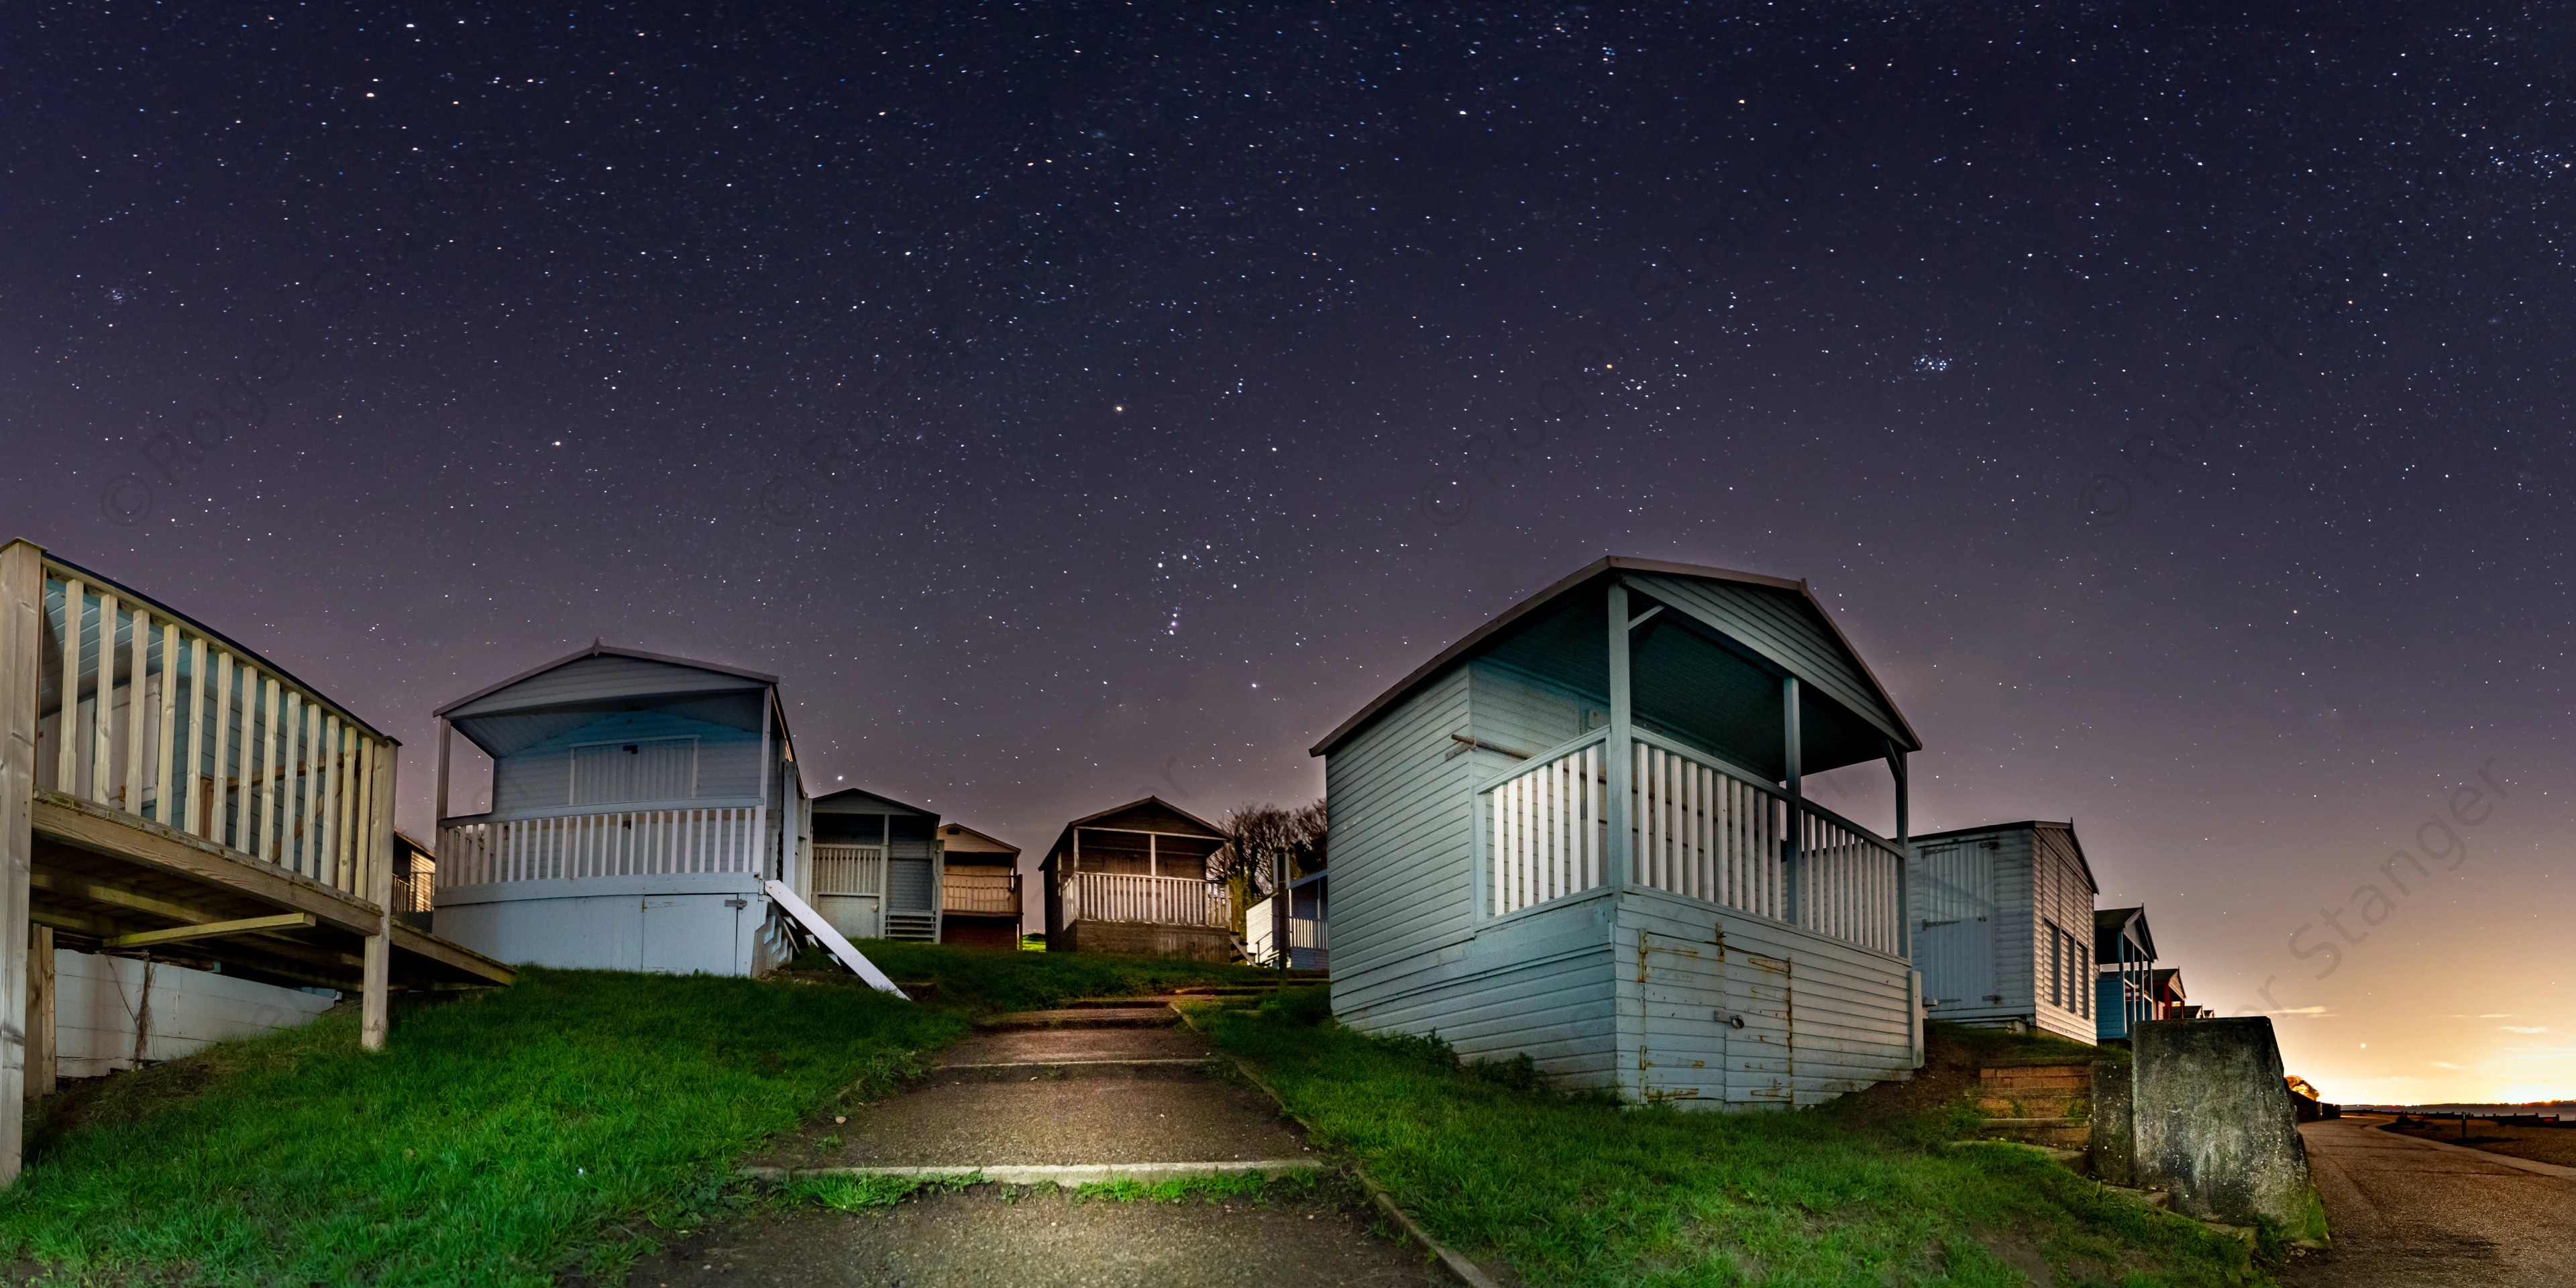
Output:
[{"xmin": 1835, "ymin": 1024, "xmax": 2105, "ymax": 1125}]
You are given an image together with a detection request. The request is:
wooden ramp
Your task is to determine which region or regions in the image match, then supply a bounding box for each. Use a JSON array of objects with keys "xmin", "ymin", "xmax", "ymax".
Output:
[{"xmin": 2, "ymin": 538, "xmax": 513, "ymax": 1187}]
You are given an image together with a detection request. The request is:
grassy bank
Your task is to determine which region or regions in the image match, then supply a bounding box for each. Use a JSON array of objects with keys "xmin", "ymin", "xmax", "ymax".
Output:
[
  {"xmin": 0, "ymin": 944, "xmax": 1279, "ymax": 1285},
  {"xmin": 0, "ymin": 967, "xmax": 961, "ymax": 1286},
  {"xmin": 1201, "ymin": 991, "xmax": 2269, "ymax": 1287}
]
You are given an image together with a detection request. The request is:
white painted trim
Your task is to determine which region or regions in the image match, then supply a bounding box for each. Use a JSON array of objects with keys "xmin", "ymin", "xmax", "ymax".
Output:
[{"xmin": 765, "ymin": 879, "xmax": 906, "ymax": 997}]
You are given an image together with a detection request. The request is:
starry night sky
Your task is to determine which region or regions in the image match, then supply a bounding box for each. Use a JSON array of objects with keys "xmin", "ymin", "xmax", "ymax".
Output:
[{"xmin": 6, "ymin": 2, "xmax": 2570, "ymax": 1101}]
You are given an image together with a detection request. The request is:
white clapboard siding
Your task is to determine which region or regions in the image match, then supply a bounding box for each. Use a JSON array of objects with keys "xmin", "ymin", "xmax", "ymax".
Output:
[
  {"xmin": 52, "ymin": 950, "xmax": 337, "ymax": 1077},
  {"xmin": 1329, "ymin": 627, "xmax": 1921, "ymax": 1106}
]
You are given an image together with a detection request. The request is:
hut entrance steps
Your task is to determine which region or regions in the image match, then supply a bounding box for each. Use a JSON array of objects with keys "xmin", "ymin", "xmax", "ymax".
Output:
[
  {"xmin": 881, "ymin": 911, "xmax": 939, "ymax": 942},
  {"xmin": 1972, "ymin": 1062, "xmax": 2094, "ymax": 1149}
]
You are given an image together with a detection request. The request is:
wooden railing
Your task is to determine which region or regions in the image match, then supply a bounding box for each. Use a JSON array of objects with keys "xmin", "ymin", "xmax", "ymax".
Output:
[
  {"xmin": 1481, "ymin": 729, "xmax": 1906, "ymax": 956},
  {"xmin": 1064, "ymin": 871, "xmax": 1230, "ymax": 928},
  {"xmin": 32, "ymin": 555, "xmax": 394, "ymax": 900},
  {"xmin": 1629, "ymin": 733, "xmax": 1785, "ymax": 921},
  {"xmin": 943, "ymin": 871, "xmax": 1019, "ymax": 916},
  {"xmin": 812, "ymin": 844, "xmax": 886, "ymax": 897},
  {"xmin": 1484, "ymin": 730, "xmax": 1609, "ymax": 916},
  {"xmin": 1787, "ymin": 796, "xmax": 1906, "ymax": 956},
  {"xmin": 437, "ymin": 806, "xmax": 758, "ymax": 886},
  {"xmin": 1630, "ymin": 733, "xmax": 1904, "ymax": 955}
]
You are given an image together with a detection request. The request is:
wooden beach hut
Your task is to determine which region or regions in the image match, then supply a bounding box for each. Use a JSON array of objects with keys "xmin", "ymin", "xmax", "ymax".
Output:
[
  {"xmin": 800, "ymin": 787, "xmax": 941, "ymax": 943},
  {"xmin": 2094, "ymin": 906, "xmax": 2159, "ymax": 1040},
  {"xmin": 1907, "ymin": 820, "xmax": 2100, "ymax": 1043},
  {"xmin": 430, "ymin": 643, "xmax": 804, "ymax": 975},
  {"xmin": 1311, "ymin": 557, "xmax": 1926, "ymax": 1108},
  {"xmin": 936, "ymin": 822, "xmax": 1023, "ymax": 947},
  {"xmin": 1038, "ymin": 797, "xmax": 1232, "ymax": 959}
]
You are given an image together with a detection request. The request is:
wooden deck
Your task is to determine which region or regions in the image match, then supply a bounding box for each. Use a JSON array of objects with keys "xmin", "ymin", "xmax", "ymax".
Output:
[{"xmin": 3, "ymin": 537, "xmax": 511, "ymax": 1186}]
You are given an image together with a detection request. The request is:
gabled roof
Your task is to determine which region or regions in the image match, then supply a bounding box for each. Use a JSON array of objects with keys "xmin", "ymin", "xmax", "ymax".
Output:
[
  {"xmin": 938, "ymin": 822, "xmax": 1021, "ymax": 857},
  {"xmin": 2095, "ymin": 906, "xmax": 2156, "ymax": 963},
  {"xmin": 1038, "ymin": 796, "xmax": 1226, "ymax": 871},
  {"xmin": 812, "ymin": 786, "xmax": 934, "ymax": 817},
  {"xmin": 435, "ymin": 640, "xmax": 776, "ymax": 718},
  {"xmin": 1309, "ymin": 557, "xmax": 1920, "ymax": 759},
  {"xmin": 1910, "ymin": 820, "xmax": 2100, "ymax": 896}
]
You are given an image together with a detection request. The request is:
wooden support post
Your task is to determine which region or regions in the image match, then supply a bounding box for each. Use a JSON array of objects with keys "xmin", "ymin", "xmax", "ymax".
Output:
[
  {"xmin": 26, "ymin": 926, "xmax": 53, "ymax": 1098},
  {"xmin": 1, "ymin": 539, "xmax": 48, "ymax": 1186},
  {"xmin": 1782, "ymin": 676, "xmax": 1803, "ymax": 926},
  {"xmin": 1604, "ymin": 580, "xmax": 1633, "ymax": 890},
  {"xmin": 1885, "ymin": 741, "xmax": 1911, "ymax": 959},
  {"xmin": 362, "ymin": 738, "xmax": 397, "ymax": 1051}
]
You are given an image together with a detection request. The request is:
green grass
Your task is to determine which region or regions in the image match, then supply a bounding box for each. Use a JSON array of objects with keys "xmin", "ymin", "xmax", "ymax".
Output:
[
  {"xmin": 1200, "ymin": 989, "xmax": 2272, "ymax": 1288},
  {"xmin": 0, "ymin": 944, "xmax": 1291, "ymax": 1285},
  {"xmin": 0, "ymin": 968, "xmax": 963, "ymax": 1287}
]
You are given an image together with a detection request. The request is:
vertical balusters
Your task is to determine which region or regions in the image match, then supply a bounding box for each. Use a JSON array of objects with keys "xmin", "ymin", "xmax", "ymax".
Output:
[
  {"xmin": 54, "ymin": 578, "xmax": 84, "ymax": 794},
  {"xmin": 178, "ymin": 635, "xmax": 207, "ymax": 835},
  {"xmin": 211, "ymin": 652, "xmax": 237, "ymax": 849},
  {"xmin": 153, "ymin": 621, "xmax": 178, "ymax": 825},
  {"xmin": 352, "ymin": 735, "xmax": 374, "ymax": 894},
  {"xmin": 87, "ymin": 593, "xmax": 119, "ymax": 805},
  {"xmin": 258, "ymin": 678, "xmax": 280, "ymax": 862},
  {"xmin": 123, "ymin": 606, "xmax": 149, "ymax": 814},
  {"xmin": 318, "ymin": 714, "xmax": 341, "ymax": 885}
]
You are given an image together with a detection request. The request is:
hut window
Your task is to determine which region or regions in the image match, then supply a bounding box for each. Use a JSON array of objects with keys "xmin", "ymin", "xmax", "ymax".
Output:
[{"xmin": 571, "ymin": 736, "xmax": 698, "ymax": 805}]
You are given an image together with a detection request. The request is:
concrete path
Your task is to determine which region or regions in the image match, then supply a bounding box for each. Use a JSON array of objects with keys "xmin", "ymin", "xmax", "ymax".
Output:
[
  {"xmin": 2284, "ymin": 1117, "xmax": 2576, "ymax": 1287},
  {"xmin": 637, "ymin": 1002, "xmax": 1448, "ymax": 1288}
]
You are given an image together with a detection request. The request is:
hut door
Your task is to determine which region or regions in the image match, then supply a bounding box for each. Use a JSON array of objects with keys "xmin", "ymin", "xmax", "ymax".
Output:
[
  {"xmin": 1725, "ymin": 951, "xmax": 1794, "ymax": 1105},
  {"xmin": 1912, "ymin": 841, "xmax": 1997, "ymax": 1007},
  {"xmin": 1638, "ymin": 930, "xmax": 1725, "ymax": 1104}
]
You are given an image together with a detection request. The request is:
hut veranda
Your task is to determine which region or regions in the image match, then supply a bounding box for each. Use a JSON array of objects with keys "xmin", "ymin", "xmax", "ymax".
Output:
[{"xmin": 1312, "ymin": 558, "xmax": 1927, "ymax": 1107}]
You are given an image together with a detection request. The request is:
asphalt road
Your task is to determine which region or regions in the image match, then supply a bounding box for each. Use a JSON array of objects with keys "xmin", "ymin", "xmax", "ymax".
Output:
[{"xmin": 2284, "ymin": 1117, "xmax": 2576, "ymax": 1287}]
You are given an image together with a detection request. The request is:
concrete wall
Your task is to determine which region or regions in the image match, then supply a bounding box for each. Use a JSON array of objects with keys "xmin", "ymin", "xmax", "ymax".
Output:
[
  {"xmin": 2089, "ymin": 1059, "xmax": 2137, "ymax": 1185},
  {"xmin": 2132, "ymin": 1018, "xmax": 2328, "ymax": 1238},
  {"xmin": 435, "ymin": 873, "xmax": 767, "ymax": 975},
  {"xmin": 54, "ymin": 951, "xmax": 337, "ymax": 1077}
]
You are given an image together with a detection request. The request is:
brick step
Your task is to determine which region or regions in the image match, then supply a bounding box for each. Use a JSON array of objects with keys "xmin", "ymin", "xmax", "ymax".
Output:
[
  {"xmin": 1976, "ymin": 1118, "xmax": 2092, "ymax": 1148},
  {"xmin": 1976, "ymin": 1094, "xmax": 2088, "ymax": 1118},
  {"xmin": 1979, "ymin": 1065, "xmax": 2093, "ymax": 1089}
]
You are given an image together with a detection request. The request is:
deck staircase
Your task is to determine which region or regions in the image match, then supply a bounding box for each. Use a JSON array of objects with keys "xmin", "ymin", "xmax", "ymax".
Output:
[
  {"xmin": 883, "ymin": 910, "xmax": 939, "ymax": 942},
  {"xmin": 1974, "ymin": 1062, "xmax": 2094, "ymax": 1149}
]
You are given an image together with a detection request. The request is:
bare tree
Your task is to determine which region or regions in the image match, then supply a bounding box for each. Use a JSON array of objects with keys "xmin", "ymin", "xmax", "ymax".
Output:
[{"xmin": 1216, "ymin": 799, "xmax": 1326, "ymax": 967}]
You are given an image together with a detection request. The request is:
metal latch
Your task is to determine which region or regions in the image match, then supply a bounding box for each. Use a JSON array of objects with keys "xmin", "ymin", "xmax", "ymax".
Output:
[
  {"xmin": 724, "ymin": 898, "xmax": 749, "ymax": 910},
  {"xmin": 1714, "ymin": 1011, "xmax": 1746, "ymax": 1028}
]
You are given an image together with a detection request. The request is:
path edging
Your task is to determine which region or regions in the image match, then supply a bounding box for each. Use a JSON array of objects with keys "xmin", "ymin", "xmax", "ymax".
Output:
[
  {"xmin": 1176, "ymin": 1006, "xmax": 1504, "ymax": 1288},
  {"xmin": 743, "ymin": 1160, "xmax": 1328, "ymax": 1185}
]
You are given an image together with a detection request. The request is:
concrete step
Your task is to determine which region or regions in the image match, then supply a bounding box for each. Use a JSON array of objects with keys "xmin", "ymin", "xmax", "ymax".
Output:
[
  {"xmin": 938, "ymin": 1025, "xmax": 1216, "ymax": 1067},
  {"xmin": 747, "ymin": 1063, "xmax": 1313, "ymax": 1171},
  {"xmin": 975, "ymin": 1005, "xmax": 1179, "ymax": 1030}
]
